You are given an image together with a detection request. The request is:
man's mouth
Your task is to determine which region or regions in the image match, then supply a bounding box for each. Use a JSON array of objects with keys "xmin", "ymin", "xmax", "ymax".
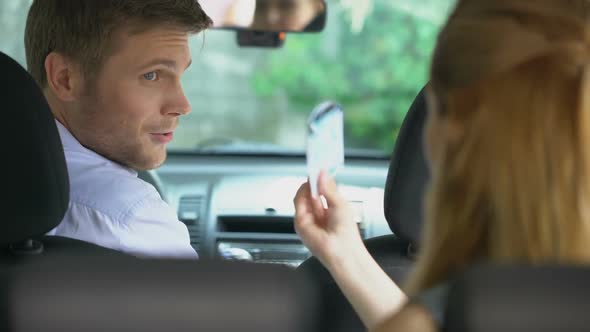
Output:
[{"xmin": 150, "ymin": 132, "xmax": 174, "ymax": 144}]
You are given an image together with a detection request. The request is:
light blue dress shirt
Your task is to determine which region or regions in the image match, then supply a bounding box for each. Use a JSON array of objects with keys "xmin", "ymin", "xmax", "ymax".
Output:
[{"xmin": 47, "ymin": 121, "xmax": 198, "ymax": 259}]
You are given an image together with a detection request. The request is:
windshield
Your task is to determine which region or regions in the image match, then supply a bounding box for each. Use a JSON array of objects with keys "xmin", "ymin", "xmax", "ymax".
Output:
[{"xmin": 1, "ymin": 0, "xmax": 455, "ymax": 157}]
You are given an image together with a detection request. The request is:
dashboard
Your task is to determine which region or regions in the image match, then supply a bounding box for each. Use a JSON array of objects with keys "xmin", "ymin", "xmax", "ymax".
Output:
[{"xmin": 148, "ymin": 153, "xmax": 392, "ymax": 267}]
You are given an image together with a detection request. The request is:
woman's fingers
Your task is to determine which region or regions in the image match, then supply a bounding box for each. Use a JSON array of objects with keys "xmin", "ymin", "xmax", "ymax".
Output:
[
  {"xmin": 294, "ymin": 182, "xmax": 312, "ymax": 216},
  {"xmin": 318, "ymin": 170, "xmax": 345, "ymax": 208}
]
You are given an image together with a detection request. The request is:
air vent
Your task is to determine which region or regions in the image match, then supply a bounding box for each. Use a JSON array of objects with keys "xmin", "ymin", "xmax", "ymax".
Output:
[{"xmin": 177, "ymin": 195, "xmax": 205, "ymax": 250}]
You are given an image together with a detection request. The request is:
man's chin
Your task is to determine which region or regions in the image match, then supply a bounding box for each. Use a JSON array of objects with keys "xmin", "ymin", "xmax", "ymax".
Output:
[{"xmin": 127, "ymin": 150, "xmax": 167, "ymax": 171}]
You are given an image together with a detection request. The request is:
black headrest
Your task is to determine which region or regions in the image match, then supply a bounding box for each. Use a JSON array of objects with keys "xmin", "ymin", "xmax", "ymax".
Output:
[
  {"xmin": 0, "ymin": 256, "xmax": 322, "ymax": 332},
  {"xmin": 445, "ymin": 265, "xmax": 590, "ymax": 332},
  {"xmin": 0, "ymin": 52, "xmax": 69, "ymax": 246},
  {"xmin": 383, "ymin": 87, "xmax": 429, "ymax": 248}
]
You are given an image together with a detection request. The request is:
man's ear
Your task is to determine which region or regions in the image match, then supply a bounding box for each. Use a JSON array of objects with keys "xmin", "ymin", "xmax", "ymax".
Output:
[{"xmin": 44, "ymin": 52, "xmax": 84, "ymax": 102}]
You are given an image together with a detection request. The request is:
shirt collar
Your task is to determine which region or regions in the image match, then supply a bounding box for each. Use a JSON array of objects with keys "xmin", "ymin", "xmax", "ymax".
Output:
[{"xmin": 55, "ymin": 120, "xmax": 138, "ymax": 177}]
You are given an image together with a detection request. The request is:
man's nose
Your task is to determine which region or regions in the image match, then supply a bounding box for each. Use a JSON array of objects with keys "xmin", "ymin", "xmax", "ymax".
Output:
[{"xmin": 164, "ymin": 82, "xmax": 191, "ymax": 116}]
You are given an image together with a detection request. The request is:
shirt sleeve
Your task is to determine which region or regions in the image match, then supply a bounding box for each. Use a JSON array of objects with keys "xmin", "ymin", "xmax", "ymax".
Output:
[{"xmin": 116, "ymin": 194, "xmax": 199, "ymax": 260}]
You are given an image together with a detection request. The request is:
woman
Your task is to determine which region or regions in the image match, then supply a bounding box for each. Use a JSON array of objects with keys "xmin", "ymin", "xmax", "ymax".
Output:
[{"xmin": 294, "ymin": 0, "xmax": 590, "ymax": 331}]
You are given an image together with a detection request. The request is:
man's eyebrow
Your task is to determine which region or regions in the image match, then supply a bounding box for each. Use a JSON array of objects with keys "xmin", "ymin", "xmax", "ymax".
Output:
[{"xmin": 139, "ymin": 58, "xmax": 192, "ymax": 71}]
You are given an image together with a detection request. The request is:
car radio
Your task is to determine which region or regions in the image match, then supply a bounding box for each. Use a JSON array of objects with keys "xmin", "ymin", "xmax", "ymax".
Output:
[{"xmin": 217, "ymin": 241, "xmax": 311, "ymax": 268}]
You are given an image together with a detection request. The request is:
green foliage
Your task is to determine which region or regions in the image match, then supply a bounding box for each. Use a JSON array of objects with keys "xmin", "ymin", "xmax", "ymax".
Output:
[{"xmin": 252, "ymin": 1, "xmax": 446, "ymax": 153}]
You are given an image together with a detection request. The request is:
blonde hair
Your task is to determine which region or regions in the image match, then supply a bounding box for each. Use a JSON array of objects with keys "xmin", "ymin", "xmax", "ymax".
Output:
[{"xmin": 407, "ymin": 0, "xmax": 590, "ymax": 294}]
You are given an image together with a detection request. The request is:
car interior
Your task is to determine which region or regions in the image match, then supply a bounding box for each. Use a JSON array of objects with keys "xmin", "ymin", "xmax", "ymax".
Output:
[{"xmin": 3, "ymin": 0, "xmax": 590, "ymax": 331}]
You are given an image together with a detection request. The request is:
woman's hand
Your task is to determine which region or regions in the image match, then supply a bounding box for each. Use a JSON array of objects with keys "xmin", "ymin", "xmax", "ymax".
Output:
[
  {"xmin": 294, "ymin": 171, "xmax": 408, "ymax": 330},
  {"xmin": 293, "ymin": 171, "xmax": 364, "ymax": 269}
]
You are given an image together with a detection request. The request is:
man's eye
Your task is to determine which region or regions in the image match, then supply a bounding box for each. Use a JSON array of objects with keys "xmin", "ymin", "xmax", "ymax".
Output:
[{"xmin": 143, "ymin": 72, "xmax": 158, "ymax": 81}]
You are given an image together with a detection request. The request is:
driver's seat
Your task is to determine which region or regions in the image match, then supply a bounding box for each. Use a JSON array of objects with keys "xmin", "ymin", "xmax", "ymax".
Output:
[
  {"xmin": 0, "ymin": 51, "xmax": 324, "ymax": 332},
  {"xmin": 0, "ymin": 51, "xmax": 123, "ymax": 267}
]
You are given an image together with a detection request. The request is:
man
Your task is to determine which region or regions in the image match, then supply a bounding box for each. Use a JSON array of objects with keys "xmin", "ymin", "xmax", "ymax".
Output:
[{"xmin": 25, "ymin": 0, "xmax": 212, "ymax": 258}]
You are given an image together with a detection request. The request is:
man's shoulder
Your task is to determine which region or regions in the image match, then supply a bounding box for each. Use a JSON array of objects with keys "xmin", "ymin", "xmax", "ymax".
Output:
[{"xmin": 66, "ymin": 157, "xmax": 163, "ymax": 222}]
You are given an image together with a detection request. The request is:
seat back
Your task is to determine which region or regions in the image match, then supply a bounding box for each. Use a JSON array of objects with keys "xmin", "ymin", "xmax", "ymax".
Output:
[
  {"xmin": 0, "ymin": 51, "xmax": 122, "ymax": 263},
  {"xmin": 1, "ymin": 51, "xmax": 69, "ymax": 248},
  {"xmin": 0, "ymin": 256, "xmax": 322, "ymax": 332},
  {"xmin": 383, "ymin": 87, "xmax": 430, "ymax": 252},
  {"xmin": 445, "ymin": 265, "xmax": 590, "ymax": 332}
]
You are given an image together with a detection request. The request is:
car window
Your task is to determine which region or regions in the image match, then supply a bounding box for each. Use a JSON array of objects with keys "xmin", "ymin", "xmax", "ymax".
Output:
[{"xmin": 0, "ymin": 0, "xmax": 455, "ymax": 157}]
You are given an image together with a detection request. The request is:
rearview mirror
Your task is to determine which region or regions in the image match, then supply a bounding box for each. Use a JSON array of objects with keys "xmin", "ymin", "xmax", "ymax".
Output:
[{"xmin": 201, "ymin": 0, "xmax": 327, "ymax": 33}]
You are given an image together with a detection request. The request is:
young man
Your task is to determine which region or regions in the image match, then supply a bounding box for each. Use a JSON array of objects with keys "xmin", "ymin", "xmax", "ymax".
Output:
[{"xmin": 25, "ymin": 0, "xmax": 212, "ymax": 258}]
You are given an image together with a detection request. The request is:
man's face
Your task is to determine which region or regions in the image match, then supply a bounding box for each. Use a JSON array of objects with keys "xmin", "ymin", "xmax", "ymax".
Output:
[{"xmin": 70, "ymin": 26, "xmax": 192, "ymax": 171}]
